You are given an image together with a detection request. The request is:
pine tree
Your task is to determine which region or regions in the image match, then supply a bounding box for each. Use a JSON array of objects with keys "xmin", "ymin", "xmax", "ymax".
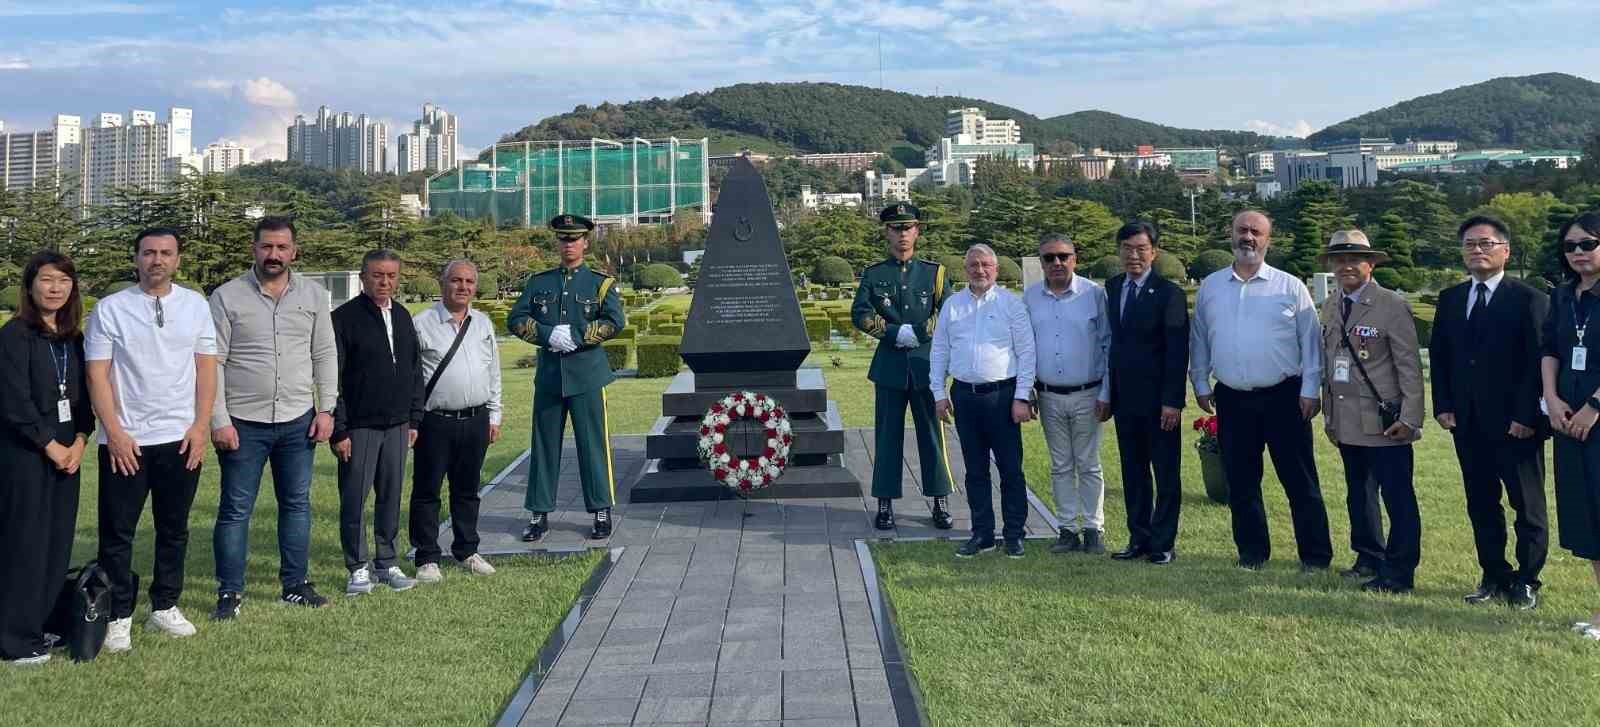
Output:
[{"xmin": 1373, "ymin": 212, "xmax": 1416, "ymax": 270}]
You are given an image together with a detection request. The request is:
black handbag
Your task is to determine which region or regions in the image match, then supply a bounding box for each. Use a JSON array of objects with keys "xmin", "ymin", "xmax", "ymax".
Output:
[
  {"xmin": 43, "ymin": 562, "xmax": 117, "ymax": 662},
  {"xmin": 1338, "ymin": 325, "xmax": 1403, "ymax": 430}
]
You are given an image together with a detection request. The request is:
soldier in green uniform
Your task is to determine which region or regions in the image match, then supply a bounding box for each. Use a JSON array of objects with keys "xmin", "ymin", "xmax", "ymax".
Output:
[
  {"xmin": 852, "ymin": 203, "xmax": 956, "ymax": 530},
  {"xmin": 507, "ymin": 214, "xmax": 626, "ymax": 541}
]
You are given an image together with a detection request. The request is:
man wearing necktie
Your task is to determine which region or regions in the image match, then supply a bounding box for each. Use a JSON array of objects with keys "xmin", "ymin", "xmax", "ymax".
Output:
[{"xmin": 1430, "ymin": 215, "xmax": 1550, "ymax": 609}]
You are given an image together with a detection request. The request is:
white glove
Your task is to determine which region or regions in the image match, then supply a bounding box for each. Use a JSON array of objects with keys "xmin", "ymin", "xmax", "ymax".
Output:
[
  {"xmin": 895, "ymin": 324, "xmax": 919, "ymax": 349},
  {"xmin": 548, "ymin": 324, "xmax": 577, "ymax": 353}
]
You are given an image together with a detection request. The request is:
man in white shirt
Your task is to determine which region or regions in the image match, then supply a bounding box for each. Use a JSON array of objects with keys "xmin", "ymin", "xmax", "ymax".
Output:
[
  {"xmin": 85, "ymin": 227, "xmax": 219, "ymax": 652},
  {"xmin": 931, "ymin": 243, "xmax": 1037, "ymax": 558},
  {"xmin": 410, "ymin": 260, "xmax": 502, "ymax": 582},
  {"xmin": 1190, "ymin": 210, "xmax": 1333, "ymax": 572},
  {"xmin": 1024, "ymin": 233, "xmax": 1112, "ymax": 555}
]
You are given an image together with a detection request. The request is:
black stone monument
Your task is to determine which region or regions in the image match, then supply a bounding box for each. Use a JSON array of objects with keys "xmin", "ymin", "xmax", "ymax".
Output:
[{"xmin": 630, "ymin": 157, "xmax": 859, "ymax": 502}]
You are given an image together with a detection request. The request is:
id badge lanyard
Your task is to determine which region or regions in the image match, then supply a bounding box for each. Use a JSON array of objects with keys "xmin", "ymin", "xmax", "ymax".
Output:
[
  {"xmin": 50, "ymin": 340, "xmax": 71, "ymax": 423},
  {"xmin": 1573, "ymin": 292, "xmax": 1594, "ymax": 372}
]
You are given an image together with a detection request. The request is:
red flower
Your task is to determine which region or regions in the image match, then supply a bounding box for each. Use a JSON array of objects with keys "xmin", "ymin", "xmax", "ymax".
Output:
[
  {"xmin": 755, "ymin": 394, "xmax": 767, "ymax": 402},
  {"xmin": 699, "ymin": 425, "xmax": 711, "ymax": 436},
  {"xmin": 775, "ymin": 457, "xmax": 787, "ymax": 468},
  {"xmin": 773, "ymin": 407, "xmax": 785, "ymax": 419},
  {"xmin": 711, "ymin": 403, "xmax": 725, "ymax": 414},
  {"xmin": 757, "ymin": 411, "xmax": 770, "ymax": 422},
  {"xmin": 760, "ymin": 474, "xmax": 771, "ymax": 485},
  {"xmin": 781, "ymin": 434, "xmax": 792, "ymax": 445},
  {"xmin": 713, "ymin": 443, "xmax": 727, "ymax": 454},
  {"xmin": 714, "ymin": 467, "xmax": 728, "ymax": 479},
  {"xmin": 763, "ymin": 447, "xmax": 776, "ymax": 458},
  {"xmin": 738, "ymin": 481, "xmax": 752, "ymax": 492}
]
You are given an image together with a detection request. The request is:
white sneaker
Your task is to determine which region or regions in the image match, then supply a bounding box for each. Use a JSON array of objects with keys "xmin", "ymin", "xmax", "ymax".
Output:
[
  {"xmin": 462, "ymin": 554, "xmax": 497, "ymax": 576},
  {"xmin": 346, "ymin": 567, "xmax": 374, "ymax": 596},
  {"xmin": 147, "ymin": 606, "xmax": 197, "ymax": 637},
  {"xmin": 8, "ymin": 652, "xmax": 50, "ymax": 666},
  {"xmin": 105, "ymin": 617, "xmax": 133, "ymax": 652},
  {"xmin": 375, "ymin": 566, "xmax": 416, "ymax": 592},
  {"xmin": 416, "ymin": 563, "xmax": 443, "ymax": 583}
]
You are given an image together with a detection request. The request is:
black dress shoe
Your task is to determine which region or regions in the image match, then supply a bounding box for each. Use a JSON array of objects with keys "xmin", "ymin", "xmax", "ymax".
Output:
[
  {"xmin": 1361, "ymin": 577, "xmax": 1412, "ymax": 594},
  {"xmin": 1003, "ymin": 539, "xmax": 1025, "ymax": 558},
  {"xmin": 1463, "ymin": 582, "xmax": 1502, "ymax": 605},
  {"xmin": 590, "ymin": 509, "xmax": 612, "ymax": 540},
  {"xmin": 955, "ymin": 535, "xmax": 996, "ymax": 558},
  {"xmin": 1081, "ymin": 529, "xmax": 1106, "ymax": 555},
  {"xmin": 930, "ymin": 497, "xmax": 954, "ymax": 530},
  {"xmin": 521, "ymin": 514, "xmax": 548, "ymax": 543},
  {"xmin": 1148, "ymin": 550, "xmax": 1175, "ymax": 565},
  {"xmin": 874, "ymin": 498, "xmax": 895, "ymax": 531},
  {"xmin": 1111, "ymin": 545, "xmax": 1148, "ymax": 561},
  {"xmin": 1049, "ymin": 529, "xmax": 1082, "ymax": 554},
  {"xmin": 1339, "ymin": 564, "xmax": 1379, "ymax": 580},
  {"xmin": 1507, "ymin": 583, "xmax": 1538, "ymax": 610}
]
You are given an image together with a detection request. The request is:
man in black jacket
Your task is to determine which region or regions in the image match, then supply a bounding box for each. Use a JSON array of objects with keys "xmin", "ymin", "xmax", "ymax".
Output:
[
  {"xmin": 1430, "ymin": 215, "xmax": 1550, "ymax": 609},
  {"xmin": 331, "ymin": 249, "xmax": 425, "ymax": 596},
  {"xmin": 1104, "ymin": 221, "xmax": 1189, "ymax": 565}
]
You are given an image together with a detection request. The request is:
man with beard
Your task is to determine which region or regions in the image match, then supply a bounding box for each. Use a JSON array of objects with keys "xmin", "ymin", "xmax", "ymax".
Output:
[
  {"xmin": 207, "ymin": 216, "xmax": 338, "ymax": 618},
  {"xmin": 1190, "ymin": 210, "xmax": 1333, "ymax": 572}
]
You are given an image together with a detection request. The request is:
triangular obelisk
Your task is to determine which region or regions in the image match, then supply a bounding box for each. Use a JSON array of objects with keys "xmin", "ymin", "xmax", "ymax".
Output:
[{"xmin": 678, "ymin": 157, "xmax": 810, "ymax": 375}]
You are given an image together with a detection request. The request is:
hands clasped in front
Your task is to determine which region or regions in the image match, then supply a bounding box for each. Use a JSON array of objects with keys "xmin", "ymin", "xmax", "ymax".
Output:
[{"xmin": 547, "ymin": 324, "xmax": 578, "ymax": 353}]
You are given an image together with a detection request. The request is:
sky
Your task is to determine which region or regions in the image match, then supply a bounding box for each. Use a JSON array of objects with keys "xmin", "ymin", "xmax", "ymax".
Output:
[{"xmin": 3, "ymin": 0, "xmax": 1598, "ymax": 166}]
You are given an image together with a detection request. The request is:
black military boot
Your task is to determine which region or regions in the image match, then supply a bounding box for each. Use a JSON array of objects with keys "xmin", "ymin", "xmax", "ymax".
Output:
[
  {"xmin": 874, "ymin": 498, "xmax": 896, "ymax": 530},
  {"xmin": 930, "ymin": 496, "xmax": 954, "ymax": 530},
  {"xmin": 591, "ymin": 509, "xmax": 613, "ymax": 540},
  {"xmin": 521, "ymin": 512, "xmax": 548, "ymax": 542}
]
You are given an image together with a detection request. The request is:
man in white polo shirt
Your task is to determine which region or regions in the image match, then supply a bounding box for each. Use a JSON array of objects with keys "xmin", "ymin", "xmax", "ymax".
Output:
[{"xmin": 85, "ymin": 227, "xmax": 218, "ymax": 652}]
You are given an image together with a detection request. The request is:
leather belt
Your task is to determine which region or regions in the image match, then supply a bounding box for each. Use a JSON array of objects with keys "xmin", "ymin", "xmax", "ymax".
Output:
[
  {"xmin": 952, "ymin": 377, "xmax": 1016, "ymax": 395},
  {"xmin": 1037, "ymin": 379, "xmax": 1101, "ymax": 395},
  {"xmin": 427, "ymin": 405, "xmax": 486, "ymax": 420}
]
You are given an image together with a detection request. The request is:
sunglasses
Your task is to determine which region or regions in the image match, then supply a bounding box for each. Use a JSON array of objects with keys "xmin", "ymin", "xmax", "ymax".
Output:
[
  {"xmin": 1040, "ymin": 253, "xmax": 1074, "ymax": 263},
  {"xmin": 1563, "ymin": 238, "xmax": 1600, "ymax": 253}
]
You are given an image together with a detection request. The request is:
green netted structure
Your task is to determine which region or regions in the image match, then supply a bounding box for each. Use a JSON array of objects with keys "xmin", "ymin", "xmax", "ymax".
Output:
[{"xmin": 425, "ymin": 138, "xmax": 708, "ymax": 226}]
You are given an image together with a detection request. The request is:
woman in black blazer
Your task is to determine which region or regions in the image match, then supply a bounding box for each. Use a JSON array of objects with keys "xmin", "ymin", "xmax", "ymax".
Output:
[{"xmin": 0, "ymin": 251, "xmax": 94, "ymax": 666}]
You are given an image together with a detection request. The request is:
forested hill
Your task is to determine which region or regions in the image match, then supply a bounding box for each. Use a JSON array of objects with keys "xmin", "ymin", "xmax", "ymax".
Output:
[
  {"xmin": 1307, "ymin": 73, "xmax": 1600, "ymax": 149},
  {"xmin": 498, "ymin": 82, "xmax": 1277, "ymax": 154}
]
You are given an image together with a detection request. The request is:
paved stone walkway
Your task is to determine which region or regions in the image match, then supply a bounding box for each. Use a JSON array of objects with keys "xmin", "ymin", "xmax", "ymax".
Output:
[{"xmin": 473, "ymin": 428, "xmax": 1055, "ymax": 726}]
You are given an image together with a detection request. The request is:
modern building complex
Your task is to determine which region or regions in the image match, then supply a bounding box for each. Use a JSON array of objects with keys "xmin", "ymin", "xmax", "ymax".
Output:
[
  {"xmin": 397, "ymin": 102, "xmax": 458, "ymax": 175},
  {"xmin": 1156, "ymin": 148, "xmax": 1220, "ymax": 177},
  {"xmin": 425, "ymin": 137, "xmax": 709, "ymax": 228},
  {"xmin": 1245, "ymin": 151, "xmax": 1276, "ymax": 176},
  {"xmin": 80, "ymin": 108, "xmax": 194, "ymax": 207},
  {"xmin": 202, "ymin": 140, "xmax": 252, "ymax": 175},
  {"xmin": 1388, "ymin": 149, "xmax": 1584, "ymax": 174},
  {"xmin": 922, "ymin": 107, "xmax": 1036, "ymax": 187},
  {"xmin": 286, "ymin": 105, "xmax": 388, "ymax": 174},
  {"xmin": 790, "ymin": 152, "xmax": 882, "ymax": 173},
  {"xmin": 799, "ymin": 185, "xmax": 862, "ymax": 210},
  {"xmin": 1, "ymin": 115, "xmax": 81, "ymax": 192},
  {"xmin": 946, "ymin": 108, "xmax": 1022, "ymax": 145}
]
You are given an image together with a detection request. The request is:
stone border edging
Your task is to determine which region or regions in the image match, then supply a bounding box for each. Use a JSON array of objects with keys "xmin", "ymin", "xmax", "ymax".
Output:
[
  {"xmin": 854, "ymin": 538, "xmax": 929, "ymax": 727},
  {"xmin": 494, "ymin": 546, "xmax": 625, "ymax": 727}
]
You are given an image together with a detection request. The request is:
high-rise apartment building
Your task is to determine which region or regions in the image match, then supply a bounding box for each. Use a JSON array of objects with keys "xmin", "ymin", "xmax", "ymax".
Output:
[
  {"xmin": 80, "ymin": 107, "xmax": 193, "ymax": 207},
  {"xmin": 202, "ymin": 140, "xmax": 251, "ymax": 174},
  {"xmin": 286, "ymin": 105, "xmax": 388, "ymax": 173},
  {"xmin": 397, "ymin": 102, "xmax": 458, "ymax": 174},
  {"xmin": 945, "ymin": 107, "xmax": 1021, "ymax": 145},
  {"xmin": 0, "ymin": 114, "xmax": 82, "ymax": 192}
]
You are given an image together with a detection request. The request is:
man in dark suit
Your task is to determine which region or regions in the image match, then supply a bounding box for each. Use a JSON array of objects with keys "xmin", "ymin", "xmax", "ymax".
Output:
[
  {"xmin": 1104, "ymin": 221, "xmax": 1189, "ymax": 565},
  {"xmin": 1431, "ymin": 214, "xmax": 1550, "ymax": 609}
]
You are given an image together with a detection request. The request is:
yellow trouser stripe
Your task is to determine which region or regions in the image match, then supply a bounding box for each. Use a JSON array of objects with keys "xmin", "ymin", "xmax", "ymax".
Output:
[{"xmin": 602, "ymin": 389, "xmax": 616, "ymax": 503}]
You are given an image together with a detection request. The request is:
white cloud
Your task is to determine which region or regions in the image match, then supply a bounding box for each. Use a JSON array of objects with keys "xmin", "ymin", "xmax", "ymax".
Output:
[
  {"xmin": 0, "ymin": 57, "xmax": 29, "ymax": 70},
  {"xmin": 1246, "ymin": 119, "xmax": 1317, "ymax": 138},
  {"xmin": 240, "ymin": 77, "xmax": 297, "ymax": 109}
]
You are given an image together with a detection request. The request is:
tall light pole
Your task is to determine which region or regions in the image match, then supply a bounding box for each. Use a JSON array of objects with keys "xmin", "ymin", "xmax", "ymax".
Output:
[{"xmin": 1183, "ymin": 187, "xmax": 1200, "ymax": 237}]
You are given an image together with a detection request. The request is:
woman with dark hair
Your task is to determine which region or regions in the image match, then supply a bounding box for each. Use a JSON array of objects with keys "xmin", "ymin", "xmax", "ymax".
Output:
[
  {"xmin": 0, "ymin": 251, "xmax": 94, "ymax": 666},
  {"xmin": 1539, "ymin": 211, "xmax": 1600, "ymax": 639}
]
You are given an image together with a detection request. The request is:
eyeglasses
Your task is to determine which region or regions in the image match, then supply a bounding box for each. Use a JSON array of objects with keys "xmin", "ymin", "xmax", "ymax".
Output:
[
  {"xmin": 1461, "ymin": 238, "xmax": 1506, "ymax": 252},
  {"xmin": 1563, "ymin": 238, "xmax": 1600, "ymax": 253},
  {"xmin": 1040, "ymin": 253, "xmax": 1074, "ymax": 263},
  {"xmin": 153, "ymin": 295, "xmax": 164, "ymax": 328}
]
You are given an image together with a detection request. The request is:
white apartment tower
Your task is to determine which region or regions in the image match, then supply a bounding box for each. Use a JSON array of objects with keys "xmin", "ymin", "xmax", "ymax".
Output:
[
  {"xmin": 286, "ymin": 105, "xmax": 389, "ymax": 173},
  {"xmin": 80, "ymin": 107, "xmax": 193, "ymax": 207},
  {"xmin": 202, "ymin": 140, "xmax": 252, "ymax": 174},
  {"xmin": 1, "ymin": 114, "xmax": 82, "ymax": 192},
  {"xmin": 397, "ymin": 102, "xmax": 458, "ymax": 174}
]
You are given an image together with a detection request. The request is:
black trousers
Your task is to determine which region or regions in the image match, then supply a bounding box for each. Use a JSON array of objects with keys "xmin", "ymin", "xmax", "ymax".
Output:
[
  {"xmin": 951, "ymin": 381, "xmax": 1028, "ymax": 541},
  {"xmin": 1115, "ymin": 409, "xmax": 1182, "ymax": 553},
  {"xmin": 0, "ymin": 450, "xmax": 78, "ymax": 659},
  {"xmin": 1214, "ymin": 379, "xmax": 1333, "ymax": 567},
  {"xmin": 97, "ymin": 440, "xmax": 201, "ymax": 619},
  {"xmin": 1338, "ymin": 443, "xmax": 1421, "ymax": 587},
  {"xmin": 410, "ymin": 410, "xmax": 490, "ymax": 565},
  {"xmin": 1452, "ymin": 429, "xmax": 1547, "ymax": 589},
  {"xmin": 337, "ymin": 425, "xmax": 408, "ymax": 572}
]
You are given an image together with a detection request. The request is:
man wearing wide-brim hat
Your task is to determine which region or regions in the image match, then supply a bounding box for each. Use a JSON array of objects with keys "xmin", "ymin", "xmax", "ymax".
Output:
[{"xmin": 1317, "ymin": 229, "xmax": 1424, "ymax": 594}]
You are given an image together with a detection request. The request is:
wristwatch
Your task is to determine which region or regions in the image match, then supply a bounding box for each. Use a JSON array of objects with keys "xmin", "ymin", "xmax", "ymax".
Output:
[{"xmin": 1586, "ymin": 396, "xmax": 1600, "ymax": 413}]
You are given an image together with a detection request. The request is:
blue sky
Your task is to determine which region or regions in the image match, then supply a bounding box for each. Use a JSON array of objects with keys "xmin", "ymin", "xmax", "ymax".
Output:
[{"xmin": 3, "ymin": 0, "xmax": 1597, "ymax": 165}]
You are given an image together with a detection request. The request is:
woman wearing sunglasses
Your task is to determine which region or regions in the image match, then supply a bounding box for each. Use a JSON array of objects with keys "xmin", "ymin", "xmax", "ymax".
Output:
[{"xmin": 1539, "ymin": 211, "xmax": 1600, "ymax": 640}]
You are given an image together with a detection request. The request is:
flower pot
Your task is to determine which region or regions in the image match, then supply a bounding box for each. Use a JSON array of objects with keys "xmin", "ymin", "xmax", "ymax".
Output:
[{"xmin": 1196, "ymin": 446, "xmax": 1229, "ymax": 504}]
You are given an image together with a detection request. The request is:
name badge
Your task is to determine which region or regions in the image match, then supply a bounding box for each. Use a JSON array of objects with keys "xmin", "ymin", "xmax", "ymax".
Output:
[
  {"xmin": 1354, "ymin": 325, "xmax": 1380, "ymax": 338},
  {"xmin": 58, "ymin": 398, "xmax": 72, "ymax": 423},
  {"xmin": 1575, "ymin": 347, "xmax": 1589, "ymax": 372},
  {"xmin": 1333, "ymin": 356, "xmax": 1351, "ymax": 383}
]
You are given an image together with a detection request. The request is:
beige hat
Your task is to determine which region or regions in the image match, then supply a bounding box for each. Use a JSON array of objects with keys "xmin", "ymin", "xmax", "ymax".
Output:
[{"xmin": 1317, "ymin": 229, "xmax": 1390, "ymax": 264}]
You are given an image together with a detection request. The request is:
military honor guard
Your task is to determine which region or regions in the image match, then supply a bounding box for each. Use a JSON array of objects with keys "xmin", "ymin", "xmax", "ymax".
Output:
[
  {"xmin": 1317, "ymin": 231, "xmax": 1425, "ymax": 594},
  {"xmin": 508, "ymin": 214, "xmax": 627, "ymax": 541},
  {"xmin": 851, "ymin": 203, "xmax": 956, "ymax": 530}
]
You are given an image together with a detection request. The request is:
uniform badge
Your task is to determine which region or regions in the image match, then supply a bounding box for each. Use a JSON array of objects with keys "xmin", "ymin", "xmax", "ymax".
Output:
[
  {"xmin": 1354, "ymin": 325, "xmax": 1380, "ymax": 338},
  {"xmin": 1358, "ymin": 349, "xmax": 1371, "ymax": 360},
  {"xmin": 918, "ymin": 291, "xmax": 931, "ymax": 306}
]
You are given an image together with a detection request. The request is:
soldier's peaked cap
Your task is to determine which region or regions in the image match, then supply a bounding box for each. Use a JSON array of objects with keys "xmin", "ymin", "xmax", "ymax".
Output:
[
  {"xmin": 549, "ymin": 214, "xmax": 595, "ymax": 234},
  {"xmin": 879, "ymin": 203, "xmax": 920, "ymax": 224}
]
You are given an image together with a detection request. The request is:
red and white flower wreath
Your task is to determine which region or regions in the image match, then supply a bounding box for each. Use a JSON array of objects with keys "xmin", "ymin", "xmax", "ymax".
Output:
[{"xmin": 696, "ymin": 391, "xmax": 793, "ymax": 493}]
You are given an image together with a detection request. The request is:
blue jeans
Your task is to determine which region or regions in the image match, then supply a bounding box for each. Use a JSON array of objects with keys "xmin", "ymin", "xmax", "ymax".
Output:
[{"xmin": 214, "ymin": 409, "xmax": 315, "ymax": 594}]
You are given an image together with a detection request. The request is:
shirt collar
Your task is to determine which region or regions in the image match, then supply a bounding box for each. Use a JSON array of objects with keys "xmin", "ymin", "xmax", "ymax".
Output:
[
  {"xmin": 245, "ymin": 266, "xmax": 297, "ymax": 293},
  {"xmin": 1475, "ymin": 270, "xmax": 1505, "ymax": 294},
  {"xmin": 1129, "ymin": 270, "xmax": 1152, "ymax": 288},
  {"xmin": 1229, "ymin": 262, "xmax": 1274, "ymax": 284},
  {"xmin": 968, "ymin": 284, "xmax": 998, "ymax": 302},
  {"xmin": 1344, "ymin": 281, "xmax": 1369, "ymax": 302},
  {"xmin": 431, "ymin": 301, "xmax": 472, "ymax": 322},
  {"xmin": 1039, "ymin": 275, "xmax": 1082, "ymax": 299},
  {"xmin": 366, "ymin": 293, "xmax": 392, "ymax": 312}
]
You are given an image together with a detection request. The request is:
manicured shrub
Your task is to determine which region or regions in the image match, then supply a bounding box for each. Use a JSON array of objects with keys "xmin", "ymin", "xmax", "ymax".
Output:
[
  {"xmin": 804, "ymin": 316, "xmax": 831, "ymax": 343},
  {"xmin": 636, "ymin": 336, "xmax": 682, "ymax": 378},
  {"xmin": 1089, "ymin": 255, "xmax": 1122, "ymax": 280},
  {"xmin": 635, "ymin": 263, "xmax": 682, "ymax": 290},
  {"xmin": 0, "ymin": 286, "xmax": 18, "ymax": 311},
  {"xmin": 655, "ymin": 322, "xmax": 684, "ymax": 336},
  {"xmin": 475, "ymin": 272, "xmax": 498, "ymax": 299},
  {"xmin": 940, "ymin": 255, "xmax": 968, "ymax": 281},
  {"xmin": 812, "ymin": 256, "xmax": 855, "ymax": 286},
  {"xmin": 1189, "ymin": 249, "xmax": 1234, "ymax": 280},
  {"xmin": 405, "ymin": 277, "xmax": 440, "ymax": 300},
  {"xmin": 613, "ymin": 326, "xmax": 638, "ymax": 341},
  {"xmin": 1153, "ymin": 253, "xmax": 1186, "ymax": 282},
  {"xmin": 601, "ymin": 340, "xmax": 630, "ymax": 371},
  {"xmin": 996, "ymin": 256, "xmax": 1022, "ymax": 283},
  {"xmin": 1371, "ymin": 267, "xmax": 1403, "ymax": 290}
]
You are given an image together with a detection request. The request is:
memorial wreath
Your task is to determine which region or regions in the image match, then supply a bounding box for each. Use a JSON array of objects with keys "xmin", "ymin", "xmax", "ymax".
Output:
[{"xmin": 696, "ymin": 391, "xmax": 793, "ymax": 494}]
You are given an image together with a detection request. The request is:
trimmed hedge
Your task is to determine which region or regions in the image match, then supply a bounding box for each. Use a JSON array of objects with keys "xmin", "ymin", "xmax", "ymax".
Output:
[
  {"xmin": 613, "ymin": 327, "xmax": 638, "ymax": 341},
  {"xmin": 1189, "ymin": 249, "xmax": 1234, "ymax": 280},
  {"xmin": 804, "ymin": 317, "xmax": 831, "ymax": 343},
  {"xmin": 655, "ymin": 322, "xmax": 684, "ymax": 336},
  {"xmin": 601, "ymin": 340, "xmax": 630, "ymax": 371},
  {"xmin": 635, "ymin": 264, "xmax": 682, "ymax": 290},
  {"xmin": 812, "ymin": 256, "xmax": 854, "ymax": 286},
  {"xmin": 940, "ymin": 255, "xmax": 968, "ymax": 281},
  {"xmin": 1089, "ymin": 255, "xmax": 1122, "ymax": 279},
  {"xmin": 0, "ymin": 286, "xmax": 17, "ymax": 311},
  {"xmin": 997, "ymin": 256, "xmax": 1022, "ymax": 283},
  {"xmin": 1153, "ymin": 253, "xmax": 1185, "ymax": 282},
  {"xmin": 636, "ymin": 336, "xmax": 682, "ymax": 378}
]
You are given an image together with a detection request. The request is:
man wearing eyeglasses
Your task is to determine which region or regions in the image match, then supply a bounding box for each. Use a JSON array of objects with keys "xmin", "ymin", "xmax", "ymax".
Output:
[
  {"xmin": 509, "ymin": 214, "xmax": 626, "ymax": 542},
  {"xmin": 852, "ymin": 203, "xmax": 955, "ymax": 531},
  {"xmin": 85, "ymin": 227, "xmax": 218, "ymax": 652},
  {"xmin": 1024, "ymin": 233, "xmax": 1111, "ymax": 555},
  {"xmin": 1431, "ymin": 214, "xmax": 1550, "ymax": 609}
]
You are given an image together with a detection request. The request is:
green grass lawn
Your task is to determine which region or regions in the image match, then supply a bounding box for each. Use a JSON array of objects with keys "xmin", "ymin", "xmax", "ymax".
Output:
[{"xmin": 876, "ymin": 386, "xmax": 1600, "ymax": 726}]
